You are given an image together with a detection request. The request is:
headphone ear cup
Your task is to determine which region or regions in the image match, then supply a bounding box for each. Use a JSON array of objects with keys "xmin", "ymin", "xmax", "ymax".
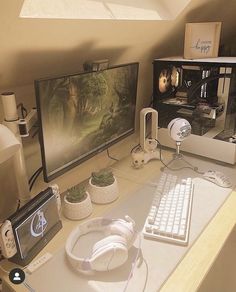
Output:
[
  {"xmin": 91, "ymin": 235, "xmax": 128, "ymax": 271},
  {"xmin": 111, "ymin": 222, "xmax": 135, "ymax": 248}
]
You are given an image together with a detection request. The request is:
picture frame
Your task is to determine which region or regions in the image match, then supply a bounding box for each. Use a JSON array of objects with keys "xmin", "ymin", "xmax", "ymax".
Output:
[{"xmin": 184, "ymin": 22, "xmax": 222, "ymax": 59}]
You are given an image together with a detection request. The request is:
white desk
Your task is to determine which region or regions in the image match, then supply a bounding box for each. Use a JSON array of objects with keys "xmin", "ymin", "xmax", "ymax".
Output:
[{"xmin": 1, "ymin": 150, "xmax": 236, "ymax": 292}]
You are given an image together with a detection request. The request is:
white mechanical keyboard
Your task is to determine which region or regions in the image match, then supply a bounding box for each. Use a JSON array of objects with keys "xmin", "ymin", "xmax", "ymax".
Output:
[{"xmin": 143, "ymin": 173, "xmax": 194, "ymax": 245}]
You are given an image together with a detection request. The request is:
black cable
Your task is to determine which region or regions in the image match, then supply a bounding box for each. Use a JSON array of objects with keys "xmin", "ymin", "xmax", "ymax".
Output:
[
  {"xmin": 153, "ymin": 138, "xmax": 204, "ymax": 174},
  {"xmin": 130, "ymin": 134, "xmax": 168, "ymax": 170},
  {"xmin": 188, "ymin": 73, "xmax": 232, "ymax": 104},
  {"xmin": 153, "ymin": 138, "xmax": 170, "ymax": 169},
  {"xmin": 16, "ymin": 199, "xmax": 21, "ymax": 211},
  {"xmin": 29, "ymin": 169, "xmax": 43, "ymax": 191},
  {"xmin": 155, "ymin": 137, "xmax": 186, "ymax": 170},
  {"xmin": 29, "ymin": 167, "xmax": 43, "ymax": 191},
  {"xmin": 130, "ymin": 143, "xmax": 141, "ymax": 154},
  {"xmin": 17, "ymin": 103, "xmax": 28, "ymax": 119},
  {"xmin": 29, "ymin": 166, "xmax": 42, "ymax": 184},
  {"xmin": 130, "ymin": 130, "xmax": 203, "ymax": 174},
  {"xmin": 106, "ymin": 148, "xmax": 119, "ymax": 162}
]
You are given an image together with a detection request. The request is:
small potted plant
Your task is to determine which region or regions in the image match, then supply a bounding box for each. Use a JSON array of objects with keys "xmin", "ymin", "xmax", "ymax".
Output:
[
  {"xmin": 88, "ymin": 169, "xmax": 119, "ymax": 204},
  {"xmin": 63, "ymin": 185, "xmax": 92, "ymax": 220}
]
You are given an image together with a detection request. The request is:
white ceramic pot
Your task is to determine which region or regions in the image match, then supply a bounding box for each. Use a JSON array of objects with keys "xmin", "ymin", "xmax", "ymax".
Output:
[
  {"xmin": 88, "ymin": 177, "xmax": 119, "ymax": 204},
  {"xmin": 63, "ymin": 191, "xmax": 92, "ymax": 220}
]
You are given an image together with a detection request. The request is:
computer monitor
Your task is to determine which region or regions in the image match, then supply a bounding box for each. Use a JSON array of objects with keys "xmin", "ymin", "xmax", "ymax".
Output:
[{"xmin": 35, "ymin": 62, "xmax": 139, "ymax": 182}]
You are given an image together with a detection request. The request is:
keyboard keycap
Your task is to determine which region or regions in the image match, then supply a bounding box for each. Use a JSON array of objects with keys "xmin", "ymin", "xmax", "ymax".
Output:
[{"xmin": 143, "ymin": 173, "xmax": 194, "ymax": 245}]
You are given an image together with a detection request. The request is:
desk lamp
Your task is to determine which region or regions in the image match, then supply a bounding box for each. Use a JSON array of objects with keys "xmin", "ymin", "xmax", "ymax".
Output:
[
  {"xmin": 161, "ymin": 118, "xmax": 197, "ymax": 171},
  {"xmin": 1, "ymin": 92, "xmax": 31, "ymax": 208}
]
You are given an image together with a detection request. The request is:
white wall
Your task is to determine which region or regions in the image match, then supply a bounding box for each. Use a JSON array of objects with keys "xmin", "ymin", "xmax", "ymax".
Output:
[{"xmin": 0, "ymin": 0, "xmax": 236, "ymax": 219}]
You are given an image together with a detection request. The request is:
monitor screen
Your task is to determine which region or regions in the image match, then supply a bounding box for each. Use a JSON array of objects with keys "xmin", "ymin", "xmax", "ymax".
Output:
[{"xmin": 35, "ymin": 63, "xmax": 139, "ymax": 182}]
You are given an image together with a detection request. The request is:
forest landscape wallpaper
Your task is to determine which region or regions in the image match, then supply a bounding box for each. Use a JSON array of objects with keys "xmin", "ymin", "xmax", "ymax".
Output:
[{"xmin": 36, "ymin": 63, "xmax": 138, "ymax": 179}]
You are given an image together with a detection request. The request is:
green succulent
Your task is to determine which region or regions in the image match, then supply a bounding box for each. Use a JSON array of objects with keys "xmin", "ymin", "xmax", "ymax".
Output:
[
  {"xmin": 66, "ymin": 185, "xmax": 87, "ymax": 203},
  {"xmin": 91, "ymin": 169, "xmax": 115, "ymax": 187}
]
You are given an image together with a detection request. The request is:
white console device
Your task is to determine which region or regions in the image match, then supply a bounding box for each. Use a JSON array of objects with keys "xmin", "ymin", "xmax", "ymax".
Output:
[
  {"xmin": 132, "ymin": 108, "xmax": 160, "ymax": 168},
  {"xmin": 0, "ymin": 220, "xmax": 17, "ymax": 258},
  {"xmin": 0, "ymin": 184, "xmax": 61, "ymax": 261}
]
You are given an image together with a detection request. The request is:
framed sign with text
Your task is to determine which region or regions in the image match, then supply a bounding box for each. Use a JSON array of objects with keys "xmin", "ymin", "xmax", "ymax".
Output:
[{"xmin": 184, "ymin": 22, "xmax": 222, "ymax": 59}]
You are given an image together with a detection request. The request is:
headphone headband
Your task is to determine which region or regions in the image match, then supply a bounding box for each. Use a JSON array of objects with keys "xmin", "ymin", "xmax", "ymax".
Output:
[{"xmin": 65, "ymin": 216, "xmax": 135, "ymax": 273}]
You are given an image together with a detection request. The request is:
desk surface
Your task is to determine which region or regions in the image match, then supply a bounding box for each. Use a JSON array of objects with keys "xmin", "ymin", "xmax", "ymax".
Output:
[{"xmin": 1, "ymin": 151, "xmax": 236, "ymax": 292}]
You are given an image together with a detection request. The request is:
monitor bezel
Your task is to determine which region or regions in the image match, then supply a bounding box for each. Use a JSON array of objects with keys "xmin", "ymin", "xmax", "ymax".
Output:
[{"xmin": 35, "ymin": 62, "xmax": 139, "ymax": 182}]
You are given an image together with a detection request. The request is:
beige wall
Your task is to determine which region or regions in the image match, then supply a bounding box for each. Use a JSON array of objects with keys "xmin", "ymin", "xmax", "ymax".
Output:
[
  {"xmin": 0, "ymin": 0, "xmax": 236, "ymax": 219},
  {"xmin": 1, "ymin": 0, "xmax": 236, "ymax": 105},
  {"xmin": 1, "ymin": 0, "xmax": 236, "ymax": 98}
]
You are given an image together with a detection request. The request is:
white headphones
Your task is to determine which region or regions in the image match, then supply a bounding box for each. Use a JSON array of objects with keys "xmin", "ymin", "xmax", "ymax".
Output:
[{"xmin": 65, "ymin": 216, "xmax": 136, "ymax": 273}]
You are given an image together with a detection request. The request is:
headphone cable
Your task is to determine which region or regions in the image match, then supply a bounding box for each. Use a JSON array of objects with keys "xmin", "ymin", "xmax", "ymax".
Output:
[{"xmin": 123, "ymin": 232, "xmax": 148, "ymax": 292}]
